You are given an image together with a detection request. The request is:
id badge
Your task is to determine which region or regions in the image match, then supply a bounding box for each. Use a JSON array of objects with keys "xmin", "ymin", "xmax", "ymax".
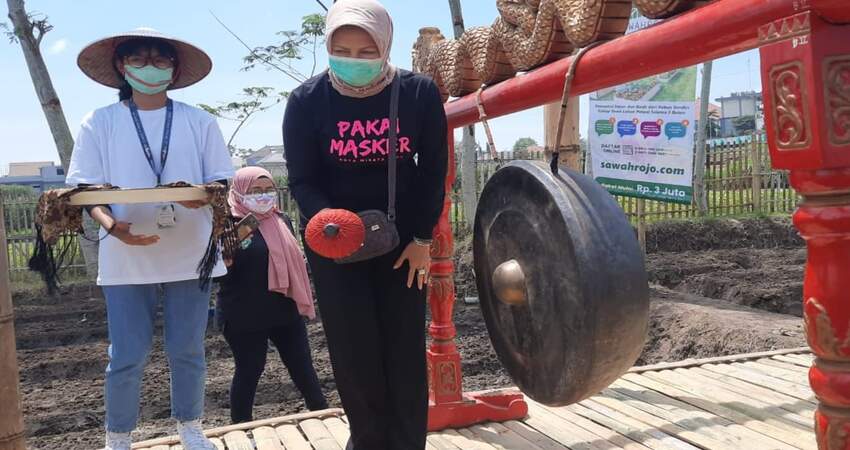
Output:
[{"xmin": 156, "ymin": 204, "xmax": 177, "ymax": 229}]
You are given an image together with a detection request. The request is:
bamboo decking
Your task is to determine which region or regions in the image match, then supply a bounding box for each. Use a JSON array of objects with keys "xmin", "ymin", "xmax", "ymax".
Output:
[{"xmin": 133, "ymin": 348, "xmax": 817, "ymax": 450}]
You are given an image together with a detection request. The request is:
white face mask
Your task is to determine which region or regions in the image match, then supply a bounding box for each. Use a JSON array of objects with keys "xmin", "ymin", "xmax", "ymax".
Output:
[{"xmin": 242, "ymin": 192, "xmax": 277, "ymax": 214}]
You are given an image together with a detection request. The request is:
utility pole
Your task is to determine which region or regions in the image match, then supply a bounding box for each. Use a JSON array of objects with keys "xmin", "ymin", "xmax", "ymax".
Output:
[
  {"xmin": 448, "ymin": 0, "xmax": 478, "ymax": 228},
  {"xmin": 694, "ymin": 61, "xmax": 713, "ymax": 215}
]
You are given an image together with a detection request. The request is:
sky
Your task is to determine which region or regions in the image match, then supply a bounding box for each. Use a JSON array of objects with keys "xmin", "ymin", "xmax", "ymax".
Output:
[{"xmin": 0, "ymin": 0, "xmax": 763, "ymax": 175}]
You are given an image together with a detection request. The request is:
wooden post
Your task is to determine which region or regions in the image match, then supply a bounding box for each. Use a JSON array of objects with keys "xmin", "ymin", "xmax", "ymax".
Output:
[
  {"xmin": 636, "ymin": 198, "xmax": 647, "ymax": 254},
  {"xmin": 0, "ymin": 194, "xmax": 26, "ymax": 450},
  {"xmin": 751, "ymin": 134, "xmax": 762, "ymax": 214},
  {"xmin": 544, "ymin": 100, "xmax": 580, "ymax": 171}
]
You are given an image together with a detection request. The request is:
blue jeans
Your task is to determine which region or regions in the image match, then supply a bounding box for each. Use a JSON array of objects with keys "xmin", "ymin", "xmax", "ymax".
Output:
[{"xmin": 101, "ymin": 280, "xmax": 211, "ymax": 433}]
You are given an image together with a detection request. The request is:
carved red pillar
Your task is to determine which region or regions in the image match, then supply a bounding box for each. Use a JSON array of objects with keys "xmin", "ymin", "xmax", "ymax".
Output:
[
  {"xmin": 426, "ymin": 135, "xmax": 527, "ymax": 431},
  {"xmin": 758, "ymin": 6, "xmax": 850, "ymax": 448},
  {"xmin": 427, "ymin": 135, "xmax": 463, "ymax": 406}
]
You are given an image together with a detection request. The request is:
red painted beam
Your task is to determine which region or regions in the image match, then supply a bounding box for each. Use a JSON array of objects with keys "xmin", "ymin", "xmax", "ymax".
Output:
[
  {"xmin": 444, "ymin": 0, "xmax": 818, "ymax": 130},
  {"xmin": 814, "ymin": 0, "xmax": 850, "ymax": 23}
]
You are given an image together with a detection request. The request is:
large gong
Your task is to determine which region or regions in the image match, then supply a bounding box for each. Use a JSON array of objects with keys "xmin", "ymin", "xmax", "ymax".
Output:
[{"xmin": 473, "ymin": 160, "xmax": 649, "ymax": 406}]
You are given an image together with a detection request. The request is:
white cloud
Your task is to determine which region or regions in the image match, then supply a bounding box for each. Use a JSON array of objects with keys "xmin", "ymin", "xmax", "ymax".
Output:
[{"xmin": 49, "ymin": 39, "xmax": 68, "ymax": 55}]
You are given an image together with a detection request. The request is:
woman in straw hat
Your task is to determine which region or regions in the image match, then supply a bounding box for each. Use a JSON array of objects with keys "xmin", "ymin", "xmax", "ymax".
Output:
[
  {"xmin": 283, "ymin": 0, "xmax": 448, "ymax": 448},
  {"xmin": 67, "ymin": 28, "xmax": 234, "ymax": 450}
]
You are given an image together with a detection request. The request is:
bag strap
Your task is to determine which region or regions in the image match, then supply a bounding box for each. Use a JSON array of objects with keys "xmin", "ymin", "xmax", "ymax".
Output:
[{"xmin": 387, "ymin": 73, "xmax": 401, "ymax": 222}]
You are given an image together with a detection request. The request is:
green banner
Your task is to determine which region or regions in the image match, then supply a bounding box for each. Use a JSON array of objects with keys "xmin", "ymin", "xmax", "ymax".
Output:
[
  {"xmin": 589, "ymin": 7, "xmax": 697, "ymax": 205},
  {"xmin": 595, "ymin": 177, "xmax": 693, "ymax": 204}
]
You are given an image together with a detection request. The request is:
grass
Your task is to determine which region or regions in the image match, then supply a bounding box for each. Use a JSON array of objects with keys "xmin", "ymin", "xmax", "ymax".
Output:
[{"xmin": 651, "ymin": 68, "xmax": 698, "ymax": 101}]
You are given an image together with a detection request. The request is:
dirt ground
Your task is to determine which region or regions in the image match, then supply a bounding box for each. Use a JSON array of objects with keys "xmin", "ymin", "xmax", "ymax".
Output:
[{"xmin": 14, "ymin": 217, "xmax": 808, "ymax": 449}]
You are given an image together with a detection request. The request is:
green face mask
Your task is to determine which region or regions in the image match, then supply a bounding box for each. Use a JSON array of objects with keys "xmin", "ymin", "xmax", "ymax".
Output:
[
  {"xmin": 328, "ymin": 55, "xmax": 384, "ymax": 87},
  {"xmin": 124, "ymin": 65, "xmax": 173, "ymax": 95}
]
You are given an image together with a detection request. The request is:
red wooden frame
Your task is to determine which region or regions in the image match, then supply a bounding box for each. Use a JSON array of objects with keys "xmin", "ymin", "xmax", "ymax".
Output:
[{"xmin": 426, "ymin": 1, "xmax": 850, "ymax": 445}]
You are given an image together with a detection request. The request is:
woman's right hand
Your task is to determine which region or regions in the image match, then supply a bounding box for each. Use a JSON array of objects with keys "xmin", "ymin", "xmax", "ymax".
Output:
[
  {"xmin": 89, "ymin": 205, "xmax": 159, "ymax": 246},
  {"xmin": 111, "ymin": 221, "xmax": 160, "ymax": 246}
]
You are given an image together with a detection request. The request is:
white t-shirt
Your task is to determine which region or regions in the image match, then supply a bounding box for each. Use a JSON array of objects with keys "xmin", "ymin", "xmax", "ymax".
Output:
[{"xmin": 66, "ymin": 100, "xmax": 235, "ymax": 286}]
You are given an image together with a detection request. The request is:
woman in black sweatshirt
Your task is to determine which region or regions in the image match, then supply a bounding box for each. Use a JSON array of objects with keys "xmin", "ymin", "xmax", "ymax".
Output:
[{"xmin": 282, "ymin": 1, "xmax": 447, "ymax": 449}]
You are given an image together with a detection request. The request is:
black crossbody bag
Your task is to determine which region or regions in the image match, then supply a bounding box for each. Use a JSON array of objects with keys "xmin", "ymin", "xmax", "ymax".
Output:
[{"xmin": 334, "ymin": 75, "xmax": 402, "ymax": 264}]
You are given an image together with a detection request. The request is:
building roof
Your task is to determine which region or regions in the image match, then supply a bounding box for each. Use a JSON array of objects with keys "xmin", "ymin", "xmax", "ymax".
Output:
[
  {"xmin": 715, "ymin": 91, "xmax": 762, "ymax": 102},
  {"xmin": 694, "ymin": 98, "xmax": 721, "ymax": 121},
  {"xmin": 257, "ymin": 152, "xmax": 286, "ymax": 165},
  {"xmin": 8, "ymin": 161, "xmax": 55, "ymax": 177},
  {"xmin": 248, "ymin": 145, "xmax": 284, "ymax": 160}
]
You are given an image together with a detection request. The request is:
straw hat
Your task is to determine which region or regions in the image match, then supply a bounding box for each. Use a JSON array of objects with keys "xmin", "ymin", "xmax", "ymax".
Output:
[{"xmin": 77, "ymin": 27, "xmax": 212, "ymax": 90}]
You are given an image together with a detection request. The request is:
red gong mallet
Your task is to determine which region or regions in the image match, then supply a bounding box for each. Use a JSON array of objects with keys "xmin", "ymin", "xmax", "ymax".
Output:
[{"xmin": 305, "ymin": 209, "xmax": 366, "ymax": 259}]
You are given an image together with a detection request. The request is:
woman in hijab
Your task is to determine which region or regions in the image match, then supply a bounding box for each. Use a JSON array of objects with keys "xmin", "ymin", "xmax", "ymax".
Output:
[
  {"xmin": 283, "ymin": 0, "xmax": 448, "ymax": 448},
  {"xmin": 215, "ymin": 167, "xmax": 327, "ymax": 423}
]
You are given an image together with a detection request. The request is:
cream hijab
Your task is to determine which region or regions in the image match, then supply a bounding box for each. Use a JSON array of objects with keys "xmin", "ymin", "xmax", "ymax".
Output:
[{"xmin": 325, "ymin": 0, "xmax": 397, "ymax": 98}]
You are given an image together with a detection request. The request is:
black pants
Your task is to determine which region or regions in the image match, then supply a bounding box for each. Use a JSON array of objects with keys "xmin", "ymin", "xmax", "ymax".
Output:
[
  {"xmin": 223, "ymin": 320, "xmax": 328, "ymax": 423},
  {"xmin": 305, "ymin": 244, "xmax": 428, "ymax": 450}
]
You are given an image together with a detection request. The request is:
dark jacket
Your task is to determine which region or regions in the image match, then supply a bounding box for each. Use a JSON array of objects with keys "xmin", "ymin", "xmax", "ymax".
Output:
[
  {"xmin": 215, "ymin": 213, "xmax": 302, "ymax": 333},
  {"xmin": 283, "ymin": 69, "xmax": 449, "ymax": 241}
]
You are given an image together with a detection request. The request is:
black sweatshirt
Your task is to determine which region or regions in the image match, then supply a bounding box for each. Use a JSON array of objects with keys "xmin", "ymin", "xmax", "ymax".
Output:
[
  {"xmin": 282, "ymin": 70, "xmax": 448, "ymax": 241},
  {"xmin": 215, "ymin": 214, "xmax": 301, "ymax": 333}
]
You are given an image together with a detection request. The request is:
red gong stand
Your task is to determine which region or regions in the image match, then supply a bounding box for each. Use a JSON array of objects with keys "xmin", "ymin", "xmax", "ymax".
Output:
[
  {"xmin": 424, "ymin": 1, "xmax": 850, "ymax": 445},
  {"xmin": 759, "ymin": 7, "xmax": 850, "ymax": 448},
  {"xmin": 426, "ymin": 136, "xmax": 529, "ymax": 431}
]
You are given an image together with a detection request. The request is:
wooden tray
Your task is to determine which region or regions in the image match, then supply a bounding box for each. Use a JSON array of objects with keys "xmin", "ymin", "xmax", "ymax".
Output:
[{"xmin": 68, "ymin": 186, "xmax": 208, "ymax": 206}]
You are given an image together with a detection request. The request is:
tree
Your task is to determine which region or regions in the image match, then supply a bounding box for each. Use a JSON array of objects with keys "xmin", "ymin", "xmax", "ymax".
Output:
[
  {"xmin": 6, "ymin": 2, "xmax": 101, "ymax": 279},
  {"xmin": 207, "ymin": 13, "xmax": 325, "ymax": 153},
  {"xmin": 5, "ymin": 0, "xmax": 74, "ymax": 170},
  {"xmin": 733, "ymin": 116, "xmax": 756, "ymax": 135},
  {"xmin": 512, "ymin": 137, "xmax": 538, "ymax": 158},
  {"xmin": 707, "ymin": 109, "xmax": 721, "ymax": 139},
  {"xmin": 199, "ymin": 87, "xmax": 287, "ymax": 156}
]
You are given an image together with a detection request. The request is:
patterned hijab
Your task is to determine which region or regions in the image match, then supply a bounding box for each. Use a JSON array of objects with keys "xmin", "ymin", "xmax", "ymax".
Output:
[{"xmin": 325, "ymin": 0, "xmax": 397, "ymax": 98}]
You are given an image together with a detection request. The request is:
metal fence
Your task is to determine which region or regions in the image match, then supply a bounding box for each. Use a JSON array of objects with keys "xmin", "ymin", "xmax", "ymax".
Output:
[{"xmin": 3, "ymin": 135, "xmax": 799, "ymax": 279}]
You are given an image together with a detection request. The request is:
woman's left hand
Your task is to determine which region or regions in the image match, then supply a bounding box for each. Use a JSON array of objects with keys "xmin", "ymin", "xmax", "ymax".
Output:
[{"xmin": 394, "ymin": 241, "xmax": 432, "ymax": 290}]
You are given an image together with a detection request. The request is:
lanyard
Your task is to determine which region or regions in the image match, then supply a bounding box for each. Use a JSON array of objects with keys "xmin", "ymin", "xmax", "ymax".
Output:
[{"xmin": 129, "ymin": 98, "xmax": 174, "ymax": 185}]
